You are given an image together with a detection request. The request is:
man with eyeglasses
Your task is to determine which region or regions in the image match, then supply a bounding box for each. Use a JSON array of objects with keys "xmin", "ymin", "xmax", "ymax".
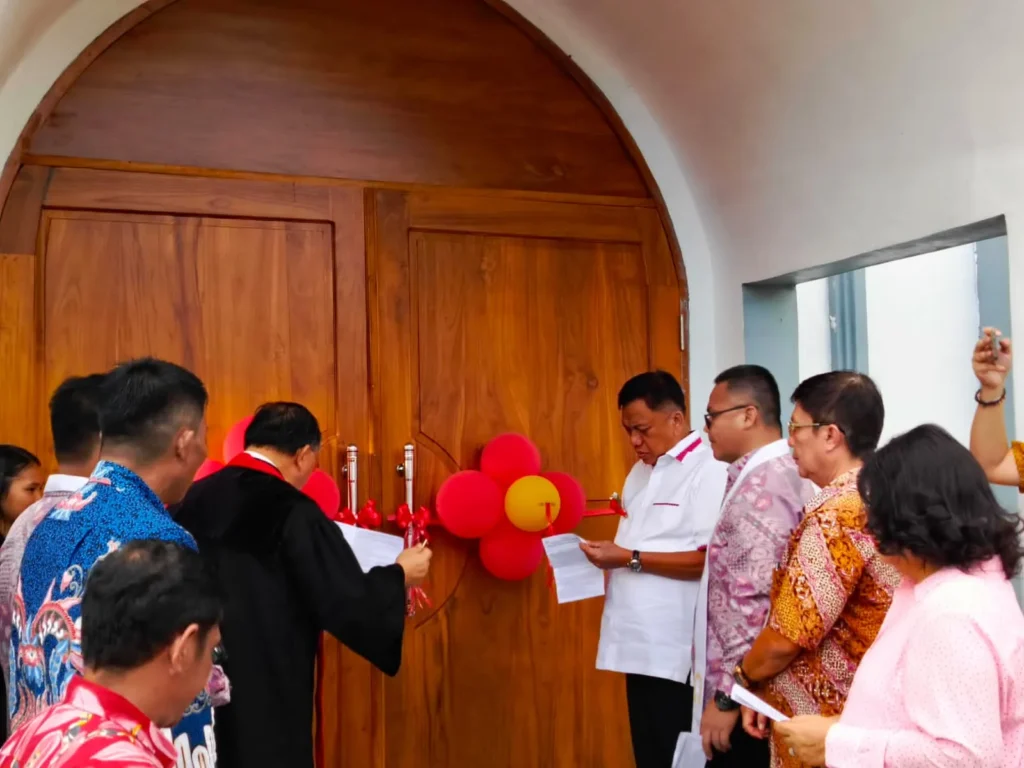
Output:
[
  {"xmin": 732, "ymin": 371, "xmax": 898, "ymax": 768},
  {"xmin": 580, "ymin": 370, "xmax": 727, "ymax": 768},
  {"xmin": 689, "ymin": 365, "xmax": 812, "ymax": 767}
]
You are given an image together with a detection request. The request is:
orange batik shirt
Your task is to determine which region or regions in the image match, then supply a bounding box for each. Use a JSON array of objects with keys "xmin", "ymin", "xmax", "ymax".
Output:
[
  {"xmin": 762, "ymin": 468, "xmax": 899, "ymax": 768},
  {"xmin": 1011, "ymin": 441, "xmax": 1024, "ymax": 491}
]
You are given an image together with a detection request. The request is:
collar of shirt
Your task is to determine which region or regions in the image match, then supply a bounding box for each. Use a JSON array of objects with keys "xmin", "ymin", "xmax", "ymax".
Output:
[
  {"xmin": 724, "ymin": 450, "xmax": 754, "ymax": 495},
  {"xmin": 912, "ymin": 556, "xmax": 1005, "ymax": 602},
  {"xmin": 42, "ymin": 474, "xmax": 88, "ymax": 495},
  {"xmin": 91, "ymin": 461, "xmax": 168, "ymax": 513},
  {"xmin": 64, "ymin": 676, "xmax": 176, "ymax": 768},
  {"xmin": 655, "ymin": 432, "xmax": 702, "ymax": 466},
  {"xmin": 231, "ymin": 450, "xmax": 285, "ymax": 480}
]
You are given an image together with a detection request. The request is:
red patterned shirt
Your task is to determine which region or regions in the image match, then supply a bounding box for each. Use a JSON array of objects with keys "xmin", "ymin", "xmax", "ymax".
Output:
[{"xmin": 0, "ymin": 676, "xmax": 175, "ymax": 768}]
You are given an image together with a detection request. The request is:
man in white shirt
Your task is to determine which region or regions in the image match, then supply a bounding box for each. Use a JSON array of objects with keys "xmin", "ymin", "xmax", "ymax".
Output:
[
  {"xmin": 581, "ymin": 370, "xmax": 728, "ymax": 768},
  {"xmin": 0, "ymin": 374, "xmax": 104, "ymax": 730}
]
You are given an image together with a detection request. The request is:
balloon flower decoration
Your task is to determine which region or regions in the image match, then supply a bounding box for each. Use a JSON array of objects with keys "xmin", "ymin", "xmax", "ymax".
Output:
[{"xmin": 435, "ymin": 433, "xmax": 586, "ymax": 581}]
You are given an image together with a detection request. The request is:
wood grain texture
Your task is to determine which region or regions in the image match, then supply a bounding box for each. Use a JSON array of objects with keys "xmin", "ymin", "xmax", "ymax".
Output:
[
  {"xmin": 0, "ymin": 165, "xmax": 50, "ymax": 255},
  {"xmin": 28, "ymin": 0, "xmax": 647, "ymax": 198},
  {"xmin": 0, "ymin": 254, "xmax": 38, "ymax": 452},
  {"xmin": 45, "ymin": 167, "xmax": 333, "ymax": 221},
  {"xmin": 40, "ymin": 210, "xmax": 337, "ymax": 463},
  {"xmin": 361, "ymin": 189, "xmax": 685, "ymax": 768}
]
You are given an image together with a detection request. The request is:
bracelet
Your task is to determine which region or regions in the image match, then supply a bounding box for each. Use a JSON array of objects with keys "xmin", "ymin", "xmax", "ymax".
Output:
[{"xmin": 975, "ymin": 388, "xmax": 1007, "ymax": 407}]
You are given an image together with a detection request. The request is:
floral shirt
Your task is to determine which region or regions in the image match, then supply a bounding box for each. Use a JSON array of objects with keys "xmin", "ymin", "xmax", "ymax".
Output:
[
  {"xmin": 10, "ymin": 462, "xmax": 215, "ymax": 768},
  {"xmin": 0, "ymin": 676, "xmax": 175, "ymax": 767},
  {"xmin": 702, "ymin": 451, "xmax": 812, "ymax": 708},
  {"xmin": 763, "ymin": 467, "xmax": 899, "ymax": 768}
]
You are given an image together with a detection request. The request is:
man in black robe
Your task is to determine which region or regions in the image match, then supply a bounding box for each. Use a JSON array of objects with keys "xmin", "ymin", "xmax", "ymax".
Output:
[{"xmin": 174, "ymin": 402, "xmax": 431, "ymax": 768}]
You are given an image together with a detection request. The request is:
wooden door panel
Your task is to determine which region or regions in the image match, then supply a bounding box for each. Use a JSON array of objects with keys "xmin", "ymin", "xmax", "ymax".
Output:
[
  {"xmin": 371, "ymin": 190, "xmax": 684, "ymax": 768},
  {"xmin": 41, "ymin": 211, "xmax": 337, "ymax": 462}
]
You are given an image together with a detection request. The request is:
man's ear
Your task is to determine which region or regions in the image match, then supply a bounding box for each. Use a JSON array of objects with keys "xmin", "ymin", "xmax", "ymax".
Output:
[
  {"xmin": 174, "ymin": 428, "xmax": 196, "ymax": 461},
  {"xmin": 167, "ymin": 623, "xmax": 201, "ymax": 675}
]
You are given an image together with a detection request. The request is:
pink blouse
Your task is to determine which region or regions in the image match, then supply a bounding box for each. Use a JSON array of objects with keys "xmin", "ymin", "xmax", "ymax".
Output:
[{"xmin": 826, "ymin": 558, "xmax": 1024, "ymax": 767}]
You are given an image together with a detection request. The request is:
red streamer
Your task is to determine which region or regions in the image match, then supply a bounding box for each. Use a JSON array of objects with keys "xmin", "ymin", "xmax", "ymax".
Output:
[{"xmin": 389, "ymin": 503, "xmax": 434, "ymax": 615}]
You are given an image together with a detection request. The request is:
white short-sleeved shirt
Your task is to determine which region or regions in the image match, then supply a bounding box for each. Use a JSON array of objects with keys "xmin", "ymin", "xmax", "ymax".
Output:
[{"xmin": 596, "ymin": 432, "xmax": 728, "ymax": 683}]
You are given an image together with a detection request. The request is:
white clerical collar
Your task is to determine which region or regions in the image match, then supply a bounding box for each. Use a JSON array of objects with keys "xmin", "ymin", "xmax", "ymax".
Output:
[{"xmin": 244, "ymin": 449, "xmax": 280, "ymax": 470}]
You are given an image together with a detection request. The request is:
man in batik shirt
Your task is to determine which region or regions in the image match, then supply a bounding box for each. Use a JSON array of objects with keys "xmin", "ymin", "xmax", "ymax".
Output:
[
  {"xmin": 1, "ymin": 540, "xmax": 222, "ymax": 768},
  {"xmin": 10, "ymin": 359, "xmax": 218, "ymax": 768},
  {"xmin": 691, "ymin": 366, "xmax": 813, "ymax": 767},
  {"xmin": 734, "ymin": 372, "xmax": 899, "ymax": 768}
]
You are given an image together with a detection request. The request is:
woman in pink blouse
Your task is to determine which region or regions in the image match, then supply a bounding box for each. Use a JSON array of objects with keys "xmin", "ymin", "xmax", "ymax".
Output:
[{"xmin": 776, "ymin": 424, "xmax": 1024, "ymax": 767}]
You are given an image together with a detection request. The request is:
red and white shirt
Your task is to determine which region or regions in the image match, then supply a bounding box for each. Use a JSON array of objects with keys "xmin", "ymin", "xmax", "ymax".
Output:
[
  {"xmin": 0, "ymin": 676, "xmax": 175, "ymax": 768},
  {"xmin": 596, "ymin": 432, "xmax": 728, "ymax": 683}
]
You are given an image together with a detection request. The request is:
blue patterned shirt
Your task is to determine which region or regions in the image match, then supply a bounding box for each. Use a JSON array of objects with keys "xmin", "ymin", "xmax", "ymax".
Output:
[{"xmin": 9, "ymin": 461, "xmax": 216, "ymax": 767}]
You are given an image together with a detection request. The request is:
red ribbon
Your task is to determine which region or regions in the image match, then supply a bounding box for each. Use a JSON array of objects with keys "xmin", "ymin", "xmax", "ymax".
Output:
[
  {"xmin": 582, "ymin": 497, "xmax": 627, "ymax": 518},
  {"xmin": 389, "ymin": 503, "xmax": 434, "ymax": 616},
  {"xmin": 356, "ymin": 500, "xmax": 382, "ymax": 530},
  {"xmin": 335, "ymin": 507, "xmax": 357, "ymax": 525}
]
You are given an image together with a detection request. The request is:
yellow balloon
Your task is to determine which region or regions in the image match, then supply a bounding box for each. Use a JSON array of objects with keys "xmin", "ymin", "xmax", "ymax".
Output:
[{"xmin": 505, "ymin": 475, "xmax": 561, "ymax": 532}]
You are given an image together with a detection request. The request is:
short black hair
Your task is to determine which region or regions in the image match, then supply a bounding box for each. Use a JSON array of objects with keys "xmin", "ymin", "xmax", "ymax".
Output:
[
  {"xmin": 860, "ymin": 424, "xmax": 1024, "ymax": 579},
  {"xmin": 617, "ymin": 370, "xmax": 686, "ymax": 413},
  {"xmin": 244, "ymin": 402, "xmax": 322, "ymax": 454},
  {"xmin": 82, "ymin": 540, "xmax": 222, "ymax": 671},
  {"xmin": 714, "ymin": 365, "xmax": 782, "ymax": 429},
  {"xmin": 791, "ymin": 371, "xmax": 884, "ymax": 459},
  {"xmin": 0, "ymin": 445, "xmax": 41, "ymax": 503},
  {"xmin": 50, "ymin": 374, "xmax": 106, "ymax": 463},
  {"xmin": 99, "ymin": 358, "xmax": 208, "ymax": 463}
]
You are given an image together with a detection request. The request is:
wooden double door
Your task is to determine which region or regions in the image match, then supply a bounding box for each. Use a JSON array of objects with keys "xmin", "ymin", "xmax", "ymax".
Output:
[{"xmin": 11, "ymin": 166, "xmax": 685, "ymax": 767}]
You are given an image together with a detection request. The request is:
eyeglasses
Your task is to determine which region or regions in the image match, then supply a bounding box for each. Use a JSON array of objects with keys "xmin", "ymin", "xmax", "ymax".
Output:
[
  {"xmin": 212, "ymin": 644, "xmax": 228, "ymax": 665},
  {"xmin": 704, "ymin": 404, "xmax": 754, "ymax": 428},
  {"xmin": 787, "ymin": 421, "xmax": 845, "ymax": 436}
]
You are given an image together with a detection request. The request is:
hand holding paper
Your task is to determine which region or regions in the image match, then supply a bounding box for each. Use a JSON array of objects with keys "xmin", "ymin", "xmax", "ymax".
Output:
[{"xmin": 542, "ymin": 534, "xmax": 605, "ymax": 603}]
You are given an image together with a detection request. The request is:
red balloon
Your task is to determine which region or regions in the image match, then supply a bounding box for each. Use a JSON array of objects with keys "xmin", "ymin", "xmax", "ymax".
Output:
[
  {"xmin": 480, "ymin": 433, "xmax": 541, "ymax": 489},
  {"xmin": 479, "ymin": 521, "xmax": 544, "ymax": 581},
  {"xmin": 222, "ymin": 416, "xmax": 253, "ymax": 462},
  {"xmin": 543, "ymin": 471, "xmax": 586, "ymax": 534},
  {"xmin": 303, "ymin": 470, "xmax": 341, "ymax": 519},
  {"xmin": 436, "ymin": 470, "xmax": 503, "ymax": 539},
  {"xmin": 193, "ymin": 458, "xmax": 224, "ymax": 483}
]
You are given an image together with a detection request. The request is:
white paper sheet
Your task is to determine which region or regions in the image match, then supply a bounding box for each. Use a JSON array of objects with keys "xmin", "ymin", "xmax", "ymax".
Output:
[
  {"xmin": 730, "ymin": 684, "xmax": 790, "ymax": 722},
  {"xmin": 541, "ymin": 534, "xmax": 605, "ymax": 604},
  {"xmin": 336, "ymin": 523, "xmax": 406, "ymax": 573},
  {"xmin": 671, "ymin": 732, "xmax": 708, "ymax": 768}
]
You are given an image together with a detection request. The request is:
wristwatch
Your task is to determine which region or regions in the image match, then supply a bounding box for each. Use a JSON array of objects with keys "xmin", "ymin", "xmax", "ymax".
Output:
[
  {"xmin": 628, "ymin": 550, "xmax": 642, "ymax": 572},
  {"xmin": 714, "ymin": 690, "xmax": 740, "ymax": 712},
  {"xmin": 732, "ymin": 662, "xmax": 752, "ymax": 690}
]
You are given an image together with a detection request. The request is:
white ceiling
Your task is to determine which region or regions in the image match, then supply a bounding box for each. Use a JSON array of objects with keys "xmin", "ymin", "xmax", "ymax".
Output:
[{"xmin": 4, "ymin": 0, "xmax": 1024, "ymax": 408}]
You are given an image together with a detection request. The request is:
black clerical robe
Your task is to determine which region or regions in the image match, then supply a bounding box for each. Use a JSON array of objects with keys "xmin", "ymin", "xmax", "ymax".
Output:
[{"xmin": 173, "ymin": 453, "xmax": 406, "ymax": 768}]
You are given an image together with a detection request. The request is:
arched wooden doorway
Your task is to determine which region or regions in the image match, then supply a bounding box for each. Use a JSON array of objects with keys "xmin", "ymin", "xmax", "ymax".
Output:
[{"xmin": 0, "ymin": 1, "xmax": 688, "ymax": 765}]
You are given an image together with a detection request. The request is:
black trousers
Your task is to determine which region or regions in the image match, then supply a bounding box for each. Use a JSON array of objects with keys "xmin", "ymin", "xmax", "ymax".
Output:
[
  {"xmin": 625, "ymin": 673, "xmax": 693, "ymax": 768},
  {"xmin": 706, "ymin": 716, "xmax": 770, "ymax": 768}
]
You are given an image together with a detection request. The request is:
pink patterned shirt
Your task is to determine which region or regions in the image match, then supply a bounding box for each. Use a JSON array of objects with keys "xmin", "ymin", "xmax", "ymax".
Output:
[
  {"xmin": 0, "ymin": 676, "xmax": 175, "ymax": 767},
  {"xmin": 703, "ymin": 451, "xmax": 812, "ymax": 706},
  {"xmin": 826, "ymin": 558, "xmax": 1024, "ymax": 767}
]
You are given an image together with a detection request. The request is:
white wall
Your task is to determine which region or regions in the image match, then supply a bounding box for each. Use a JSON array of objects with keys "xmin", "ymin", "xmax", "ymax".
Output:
[
  {"xmin": 865, "ymin": 245, "xmax": 980, "ymax": 447},
  {"xmin": 796, "ymin": 279, "xmax": 830, "ymax": 382}
]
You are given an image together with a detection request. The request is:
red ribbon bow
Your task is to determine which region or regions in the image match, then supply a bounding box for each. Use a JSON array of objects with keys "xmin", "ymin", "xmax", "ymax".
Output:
[
  {"xmin": 356, "ymin": 500, "xmax": 382, "ymax": 530},
  {"xmin": 335, "ymin": 507, "xmax": 357, "ymax": 525}
]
